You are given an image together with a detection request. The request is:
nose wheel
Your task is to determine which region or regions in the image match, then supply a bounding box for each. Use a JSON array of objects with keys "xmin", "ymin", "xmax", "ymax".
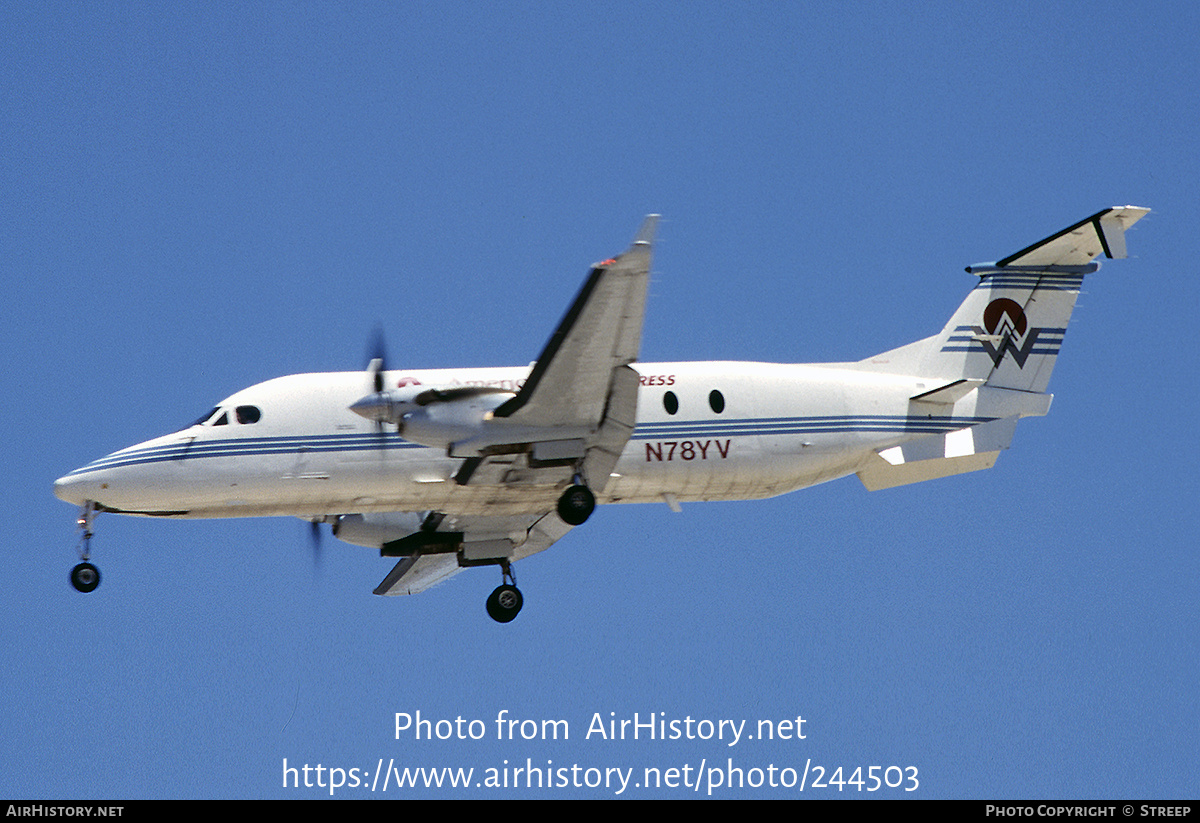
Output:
[
  {"xmin": 486, "ymin": 560, "xmax": 523, "ymax": 623},
  {"xmin": 70, "ymin": 502, "xmax": 101, "ymax": 593},
  {"xmin": 71, "ymin": 562, "xmax": 101, "ymax": 593}
]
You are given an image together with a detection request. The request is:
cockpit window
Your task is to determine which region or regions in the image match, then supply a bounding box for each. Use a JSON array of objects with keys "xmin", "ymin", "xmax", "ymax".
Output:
[
  {"xmin": 236, "ymin": 405, "xmax": 261, "ymax": 424},
  {"xmin": 183, "ymin": 405, "xmax": 259, "ymax": 429},
  {"xmin": 188, "ymin": 407, "xmax": 221, "ymax": 428}
]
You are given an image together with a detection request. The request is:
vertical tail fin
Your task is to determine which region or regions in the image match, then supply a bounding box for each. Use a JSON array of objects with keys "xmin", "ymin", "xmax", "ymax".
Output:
[{"xmin": 863, "ymin": 206, "xmax": 1149, "ymax": 392}]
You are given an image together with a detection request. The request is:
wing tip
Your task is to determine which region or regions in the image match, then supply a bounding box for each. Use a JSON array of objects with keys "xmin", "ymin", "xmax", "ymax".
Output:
[
  {"xmin": 634, "ymin": 214, "xmax": 660, "ymax": 246},
  {"xmin": 1098, "ymin": 205, "xmax": 1151, "ymax": 259}
]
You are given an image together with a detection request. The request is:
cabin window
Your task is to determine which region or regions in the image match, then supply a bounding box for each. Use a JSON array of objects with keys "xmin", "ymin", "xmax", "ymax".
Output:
[
  {"xmin": 708, "ymin": 390, "xmax": 725, "ymax": 414},
  {"xmin": 236, "ymin": 405, "xmax": 261, "ymax": 424},
  {"xmin": 663, "ymin": 391, "xmax": 679, "ymax": 415}
]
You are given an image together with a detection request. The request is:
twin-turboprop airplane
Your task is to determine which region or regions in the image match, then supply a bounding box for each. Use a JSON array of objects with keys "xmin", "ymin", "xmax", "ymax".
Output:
[{"xmin": 55, "ymin": 207, "xmax": 1148, "ymax": 621}]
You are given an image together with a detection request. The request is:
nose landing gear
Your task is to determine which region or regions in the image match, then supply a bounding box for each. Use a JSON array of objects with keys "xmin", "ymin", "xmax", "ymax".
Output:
[{"xmin": 70, "ymin": 502, "xmax": 101, "ymax": 593}]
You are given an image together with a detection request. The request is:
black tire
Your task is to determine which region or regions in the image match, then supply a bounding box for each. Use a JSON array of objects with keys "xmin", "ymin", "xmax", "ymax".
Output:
[
  {"xmin": 556, "ymin": 484, "xmax": 595, "ymax": 526},
  {"xmin": 70, "ymin": 562, "xmax": 101, "ymax": 593},
  {"xmin": 486, "ymin": 584, "xmax": 523, "ymax": 623}
]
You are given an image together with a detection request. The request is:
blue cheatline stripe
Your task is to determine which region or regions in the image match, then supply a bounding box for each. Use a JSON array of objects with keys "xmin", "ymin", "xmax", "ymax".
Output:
[
  {"xmin": 941, "ymin": 325, "xmax": 1066, "ymax": 355},
  {"xmin": 68, "ymin": 414, "xmax": 1000, "ymax": 476},
  {"xmin": 944, "ymin": 339, "xmax": 1066, "ymax": 345},
  {"xmin": 949, "ymin": 326, "xmax": 1067, "ymax": 335},
  {"xmin": 67, "ymin": 433, "xmax": 423, "ymax": 475},
  {"xmin": 78, "ymin": 434, "xmax": 417, "ymax": 463},
  {"xmin": 940, "ymin": 347, "xmax": 1063, "ymax": 355},
  {"xmin": 941, "ymin": 344, "xmax": 1063, "ymax": 350},
  {"xmin": 632, "ymin": 414, "xmax": 996, "ymax": 439},
  {"xmin": 977, "ymin": 274, "xmax": 1084, "ymax": 291}
]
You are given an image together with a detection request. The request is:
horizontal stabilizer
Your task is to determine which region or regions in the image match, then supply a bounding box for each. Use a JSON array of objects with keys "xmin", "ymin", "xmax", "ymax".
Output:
[
  {"xmin": 993, "ymin": 206, "xmax": 1149, "ymax": 268},
  {"xmin": 910, "ymin": 378, "xmax": 985, "ymax": 404},
  {"xmin": 857, "ymin": 450, "xmax": 1001, "ymax": 491},
  {"xmin": 856, "ymin": 416, "xmax": 1018, "ymax": 491},
  {"xmin": 881, "ymin": 416, "xmax": 1017, "ymax": 464}
]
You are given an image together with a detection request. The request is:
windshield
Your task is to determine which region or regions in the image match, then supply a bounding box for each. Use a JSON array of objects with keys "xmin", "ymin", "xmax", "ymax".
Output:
[
  {"xmin": 179, "ymin": 404, "xmax": 262, "ymax": 431},
  {"xmin": 183, "ymin": 407, "xmax": 221, "ymax": 430}
]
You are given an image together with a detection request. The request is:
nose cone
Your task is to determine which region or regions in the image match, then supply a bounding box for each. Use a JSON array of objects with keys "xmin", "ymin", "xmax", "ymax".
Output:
[
  {"xmin": 350, "ymin": 392, "xmax": 395, "ymax": 423},
  {"xmin": 55, "ymin": 432, "xmax": 198, "ymax": 514},
  {"xmin": 54, "ymin": 471, "xmax": 94, "ymax": 506}
]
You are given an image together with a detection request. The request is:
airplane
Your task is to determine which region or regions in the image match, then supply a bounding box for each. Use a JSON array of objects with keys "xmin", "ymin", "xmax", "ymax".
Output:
[{"xmin": 54, "ymin": 206, "xmax": 1149, "ymax": 622}]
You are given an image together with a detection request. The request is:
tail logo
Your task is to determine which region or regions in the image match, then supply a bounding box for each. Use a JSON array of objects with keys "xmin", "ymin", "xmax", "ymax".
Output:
[
  {"xmin": 983, "ymin": 299, "xmax": 1027, "ymax": 340},
  {"xmin": 942, "ymin": 298, "xmax": 1064, "ymax": 368},
  {"xmin": 976, "ymin": 299, "xmax": 1041, "ymax": 367}
]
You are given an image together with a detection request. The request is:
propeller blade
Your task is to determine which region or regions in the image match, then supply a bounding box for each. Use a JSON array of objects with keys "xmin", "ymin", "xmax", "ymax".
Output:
[
  {"xmin": 366, "ymin": 326, "xmax": 388, "ymax": 393},
  {"xmin": 308, "ymin": 519, "xmax": 323, "ymax": 572},
  {"xmin": 362, "ymin": 327, "xmax": 393, "ymax": 449}
]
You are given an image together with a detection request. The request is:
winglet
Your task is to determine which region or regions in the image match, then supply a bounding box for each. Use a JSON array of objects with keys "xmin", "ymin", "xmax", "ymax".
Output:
[
  {"xmin": 1096, "ymin": 206, "xmax": 1150, "ymax": 259},
  {"xmin": 634, "ymin": 214, "xmax": 660, "ymax": 247}
]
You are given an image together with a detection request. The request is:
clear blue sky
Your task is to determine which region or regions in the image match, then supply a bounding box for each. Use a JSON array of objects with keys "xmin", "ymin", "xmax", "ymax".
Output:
[{"xmin": 4, "ymin": 1, "xmax": 1196, "ymax": 799}]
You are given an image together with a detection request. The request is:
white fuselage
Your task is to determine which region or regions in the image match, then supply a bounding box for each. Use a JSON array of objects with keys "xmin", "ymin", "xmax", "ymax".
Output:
[{"xmin": 54, "ymin": 360, "xmax": 1006, "ymax": 520}]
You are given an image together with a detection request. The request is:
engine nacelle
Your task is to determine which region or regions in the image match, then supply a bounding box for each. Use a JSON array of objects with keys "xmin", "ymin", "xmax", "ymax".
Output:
[
  {"xmin": 351, "ymin": 385, "xmax": 594, "ymax": 457},
  {"xmin": 398, "ymin": 389, "xmax": 516, "ymax": 450},
  {"xmin": 349, "ymin": 386, "xmax": 516, "ymax": 451},
  {"xmin": 333, "ymin": 512, "xmax": 514, "ymax": 561},
  {"xmin": 331, "ymin": 512, "xmax": 424, "ymax": 548}
]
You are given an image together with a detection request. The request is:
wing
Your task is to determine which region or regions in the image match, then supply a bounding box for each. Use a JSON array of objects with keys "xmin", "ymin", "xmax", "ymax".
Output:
[
  {"xmin": 483, "ymin": 215, "xmax": 658, "ymax": 489},
  {"xmin": 494, "ymin": 215, "xmax": 658, "ymax": 425},
  {"xmin": 361, "ymin": 217, "xmax": 660, "ymax": 597},
  {"xmin": 373, "ymin": 553, "xmax": 462, "ymax": 596},
  {"xmin": 350, "ymin": 217, "xmax": 660, "ymax": 491},
  {"xmin": 372, "ymin": 510, "xmax": 574, "ymax": 596}
]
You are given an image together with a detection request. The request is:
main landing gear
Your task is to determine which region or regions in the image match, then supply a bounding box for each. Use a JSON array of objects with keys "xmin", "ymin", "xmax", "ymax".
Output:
[
  {"xmin": 486, "ymin": 560, "xmax": 523, "ymax": 623},
  {"xmin": 483, "ymin": 481, "xmax": 595, "ymax": 623},
  {"xmin": 556, "ymin": 482, "xmax": 595, "ymax": 526},
  {"xmin": 70, "ymin": 502, "xmax": 101, "ymax": 593}
]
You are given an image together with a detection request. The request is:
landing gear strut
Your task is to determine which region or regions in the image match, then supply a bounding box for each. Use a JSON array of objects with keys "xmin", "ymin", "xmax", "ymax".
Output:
[
  {"xmin": 486, "ymin": 560, "xmax": 523, "ymax": 623},
  {"xmin": 70, "ymin": 502, "xmax": 101, "ymax": 593}
]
